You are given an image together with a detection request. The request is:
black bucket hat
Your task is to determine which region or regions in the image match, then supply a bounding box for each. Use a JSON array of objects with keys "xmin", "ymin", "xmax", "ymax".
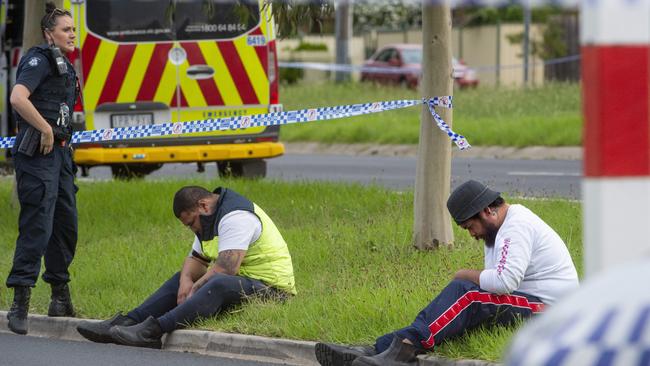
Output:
[{"xmin": 447, "ymin": 180, "xmax": 500, "ymax": 224}]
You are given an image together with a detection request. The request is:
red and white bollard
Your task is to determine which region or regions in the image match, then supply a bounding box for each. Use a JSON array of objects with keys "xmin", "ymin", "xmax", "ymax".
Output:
[{"xmin": 582, "ymin": 0, "xmax": 650, "ymax": 277}]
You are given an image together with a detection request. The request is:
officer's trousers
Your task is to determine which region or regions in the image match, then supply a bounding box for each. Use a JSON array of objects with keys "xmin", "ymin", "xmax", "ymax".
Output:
[
  {"xmin": 374, "ymin": 279, "xmax": 544, "ymax": 352},
  {"xmin": 6, "ymin": 145, "xmax": 78, "ymax": 288}
]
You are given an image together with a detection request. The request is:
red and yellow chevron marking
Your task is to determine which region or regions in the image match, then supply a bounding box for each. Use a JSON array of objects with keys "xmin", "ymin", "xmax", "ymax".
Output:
[{"xmin": 80, "ymin": 31, "xmax": 269, "ymax": 109}]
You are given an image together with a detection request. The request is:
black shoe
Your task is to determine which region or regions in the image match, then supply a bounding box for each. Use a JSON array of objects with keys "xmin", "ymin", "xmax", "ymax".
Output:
[
  {"xmin": 315, "ymin": 343, "xmax": 376, "ymax": 366},
  {"xmin": 351, "ymin": 336, "xmax": 421, "ymax": 366},
  {"xmin": 77, "ymin": 312, "xmax": 138, "ymax": 343},
  {"xmin": 109, "ymin": 316, "xmax": 163, "ymax": 349},
  {"xmin": 7, "ymin": 286, "xmax": 31, "ymax": 335},
  {"xmin": 48, "ymin": 283, "xmax": 76, "ymax": 317}
]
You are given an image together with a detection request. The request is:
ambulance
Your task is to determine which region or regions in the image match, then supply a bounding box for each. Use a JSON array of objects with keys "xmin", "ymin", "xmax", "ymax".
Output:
[{"xmin": 0, "ymin": 0, "xmax": 283, "ymax": 178}]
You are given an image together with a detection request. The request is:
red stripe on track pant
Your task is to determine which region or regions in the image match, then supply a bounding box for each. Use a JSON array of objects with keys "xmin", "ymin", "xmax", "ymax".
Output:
[{"xmin": 373, "ymin": 279, "xmax": 544, "ymax": 353}]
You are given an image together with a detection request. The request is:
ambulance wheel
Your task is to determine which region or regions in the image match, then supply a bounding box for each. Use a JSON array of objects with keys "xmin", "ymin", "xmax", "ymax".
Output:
[
  {"xmin": 218, "ymin": 160, "xmax": 266, "ymax": 179},
  {"xmin": 111, "ymin": 163, "xmax": 162, "ymax": 180}
]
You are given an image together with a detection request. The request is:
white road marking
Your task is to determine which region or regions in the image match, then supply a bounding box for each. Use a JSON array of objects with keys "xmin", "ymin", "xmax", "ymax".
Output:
[{"xmin": 508, "ymin": 171, "xmax": 581, "ymax": 177}]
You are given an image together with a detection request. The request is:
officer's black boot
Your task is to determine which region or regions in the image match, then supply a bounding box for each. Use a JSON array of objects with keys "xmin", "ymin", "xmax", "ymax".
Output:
[
  {"xmin": 351, "ymin": 336, "xmax": 421, "ymax": 366},
  {"xmin": 109, "ymin": 316, "xmax": 163, "ymax": 349},
  {"xmin": 7, "ymin": 286, "xmax": 31, "ymax": 335},
  {"xmin": 315, "ymin": 342, "xmax": 376, "ymax": 366},
  {"xmin": 48, "ymin": 283, "xmax": 76, "ymax": 317},
  {"xmin": 77, "ymin": 312, "xmax": 138, "ymax": 344}
]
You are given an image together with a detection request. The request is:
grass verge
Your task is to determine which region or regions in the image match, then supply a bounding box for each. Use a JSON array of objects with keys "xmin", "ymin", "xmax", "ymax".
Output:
[
  {"xmin": 0, "ymin": 177, "xmax": 582, "ymax": 361},
  {"xmin": 279, "ymin": 81, "xmax": 582, "ymax": 147}
]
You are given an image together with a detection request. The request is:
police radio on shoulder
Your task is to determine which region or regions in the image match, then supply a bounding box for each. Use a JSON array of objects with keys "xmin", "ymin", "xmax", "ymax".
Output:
[{"xmin": 50, "ymin": 45, "xmax": 67, "ymax": 75}]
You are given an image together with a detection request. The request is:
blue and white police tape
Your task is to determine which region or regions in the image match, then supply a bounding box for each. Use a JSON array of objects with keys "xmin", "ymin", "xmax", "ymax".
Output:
[{"xmin": 0, "ymin": 96, "xmax": 470, "ymax": 151}]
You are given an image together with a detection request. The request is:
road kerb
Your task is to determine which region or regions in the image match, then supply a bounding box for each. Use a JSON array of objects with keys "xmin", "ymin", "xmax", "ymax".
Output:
[
  {"xmin": 0, "ymin": 311, "xmax": 316, "ymax": 365},
  {"xmin": 0, "ymin": 311, "xmax": 502, "ymax": 366}
]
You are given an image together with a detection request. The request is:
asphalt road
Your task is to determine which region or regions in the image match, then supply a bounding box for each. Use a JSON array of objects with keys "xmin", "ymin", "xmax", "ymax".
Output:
[
  {"xmin": 0, "ymin": 332, "xmax": 277, "ymax": 366},
  {"xmin": 82, "ymin": 154, "xmax": 582, "ymax": 199}
]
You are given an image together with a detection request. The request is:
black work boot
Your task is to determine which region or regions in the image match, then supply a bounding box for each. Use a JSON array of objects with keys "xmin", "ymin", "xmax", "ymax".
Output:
[
  {"xmin": 48, "ymin": 283, "xmax": 76, "ymax": 317},
  {"xmin": 77, "ymin": 312, "xmax": 138, "ymax": 344},
  {"xmin": 351, "ymin": 336, "xmax": 421, "ymax": 366},
  {"xmin": 315, "ymin": 342, "xmax": 376, "ymax": 366},
  {"xmin": 109, "ymin": 316, "xmax": 163, "ymax": 349},
  {"xmin": 7, "ymin": 286, "xmax": 31, "ymax": 335}
]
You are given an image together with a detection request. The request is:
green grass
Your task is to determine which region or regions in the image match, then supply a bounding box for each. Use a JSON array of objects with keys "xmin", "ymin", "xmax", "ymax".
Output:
[
  {"xmin": 279, "ymin": 81, "xmax": 582, "ymax": 147},
  {"xmin": 0, "ymin": 178, "xmax": 582, "ymax": 361}
]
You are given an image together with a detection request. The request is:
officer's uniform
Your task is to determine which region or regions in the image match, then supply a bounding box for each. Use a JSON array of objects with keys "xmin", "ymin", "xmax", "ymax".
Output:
[{"xmin": 6, "ymin": 44, "xmax": 78, "ymax": 289}]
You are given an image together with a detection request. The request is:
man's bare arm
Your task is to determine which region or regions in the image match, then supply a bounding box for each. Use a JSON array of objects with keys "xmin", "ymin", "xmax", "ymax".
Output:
[
  {"xmin": 181, "ymin": 256, "xmax": 209, "ymax": 282},
  {"xmin": 454, "ymin": 269, "xmax": 482, "ymax": 286},
  {"xmin": 178, "ymin": 256, "xmax": 208, "ymax": 304},
  {"xmin": 212, "ymin": 249, "xmax": 246, "ymax": 276},
  {"xmin": 189, "ymin": 250, "xmax": 247, "ymax": 296}
]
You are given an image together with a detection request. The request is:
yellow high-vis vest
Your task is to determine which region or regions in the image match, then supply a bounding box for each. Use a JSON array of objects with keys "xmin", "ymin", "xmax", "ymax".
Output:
[{"xmin": 201, "ymin": 203, "xmax": 297, "ymax": 295}]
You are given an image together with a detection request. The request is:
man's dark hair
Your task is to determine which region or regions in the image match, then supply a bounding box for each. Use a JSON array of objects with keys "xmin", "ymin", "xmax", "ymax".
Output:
[
  {"xmin": 468, "ymin": 196, "xmax": 506, "ymax": 222},
  {"xmin": 41, "ymin": 2, "xmax": 72, "ymax": 39},
  {"xmin": 173, "ymin": 186, "xmax": 212, "ymax": 218}
]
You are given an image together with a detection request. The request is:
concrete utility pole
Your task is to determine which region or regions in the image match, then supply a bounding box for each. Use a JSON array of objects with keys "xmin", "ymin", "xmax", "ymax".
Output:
[
  {"xmin": 334, "ymin": 0, "xmax": 352, "ymax": 83},
  {"xmin": 523, "ymin": 0, "xmax": 531, "ymax": 86},
  {"xmin": 413, "ymin": 1, "xmax": 453, "ymax": 250},
  {"xmin": 23, "ymin": 0, "xmax": 64, "ymax": 49}
]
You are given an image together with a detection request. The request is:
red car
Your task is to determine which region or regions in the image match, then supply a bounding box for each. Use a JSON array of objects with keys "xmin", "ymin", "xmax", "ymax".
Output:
[{"xmin": 360, "ymin": 44, "xmax": 479, "ymax": 89}]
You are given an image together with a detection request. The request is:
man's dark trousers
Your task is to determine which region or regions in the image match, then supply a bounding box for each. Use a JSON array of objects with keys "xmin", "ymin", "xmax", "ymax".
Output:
[
  {"xmin": 374, "ymin": 279, "xmax": 544, "ymax": 352},
  {"xmin": 6, "ymin": 145, "xmax": 78, "ymax": 288},
  {"xmin": 127, "ymin": 272, "xmax": 275, "ymax": 333}
]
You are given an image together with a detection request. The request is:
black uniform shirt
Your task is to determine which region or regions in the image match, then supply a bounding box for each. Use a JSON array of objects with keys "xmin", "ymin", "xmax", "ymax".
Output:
[
  {"xmin": 15, "ymin": 45, "xmax": 77, "ymax": 111},
  {"xmin": 12, "ymin": 45, "xmax": 77, "ymax": 152},
  {"xmin": 16, "ymin": 50, "xmax": 48, "ymax": 93}
]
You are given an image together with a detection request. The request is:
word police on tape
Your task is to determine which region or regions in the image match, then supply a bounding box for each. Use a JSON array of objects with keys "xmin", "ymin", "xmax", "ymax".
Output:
[{"xmin": 0, "ymin": 97, "xmax": 470, "ymax": 151}]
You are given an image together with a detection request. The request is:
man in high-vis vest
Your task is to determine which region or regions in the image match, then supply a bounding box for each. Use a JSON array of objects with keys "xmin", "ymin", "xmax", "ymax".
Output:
[{"xmin": 76, "ymin": 186, "xmax": 297, "ymax": 349}]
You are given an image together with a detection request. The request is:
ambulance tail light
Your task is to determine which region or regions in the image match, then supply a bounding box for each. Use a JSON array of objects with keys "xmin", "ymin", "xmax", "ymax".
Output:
[
  {"xmin": 268, "ymin": 40, "xmax": 279, "ymax": 105},
  {"xmin": 255, "ymin": 136, "xmax": 277, "ymax": 143}
]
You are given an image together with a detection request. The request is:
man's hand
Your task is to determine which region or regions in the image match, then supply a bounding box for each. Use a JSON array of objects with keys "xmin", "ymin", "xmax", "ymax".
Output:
[
  {"xmin": 177, "ymin": 278, "xmax": 194, "ymax": 305},
  {"xmin": 178, "ymin": 256, "xmax": 208, "ymax": 303},
  {"xmin": 454, "ymin": 269, "xmax": 482, "ymax": 285},
  {"xmin": 188, "ymin": 272, "xmax": 212, "ymax": 297},
  {"xmin": 39, "ymin": 124, "xmax": 54, "ymax": 154},
  {"xmin": 187, "ymin": 250, "xmax": 246, "ymax": 296}
]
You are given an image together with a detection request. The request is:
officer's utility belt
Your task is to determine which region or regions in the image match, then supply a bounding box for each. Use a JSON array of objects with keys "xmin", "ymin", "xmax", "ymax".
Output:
[
  {"xmin": 17, "ymin": 123, "xmax": 72, "ymax": 156},
  {"xmin": 53, "ymin": 125, "xmax": 72, "ymax": 144}
]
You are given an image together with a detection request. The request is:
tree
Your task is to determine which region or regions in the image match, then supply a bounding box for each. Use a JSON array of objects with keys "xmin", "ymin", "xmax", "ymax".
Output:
[
  {"xmin": 265, "ymin": 1, "xmax": 333, "ymax": 38},
  {"xmin": 353, "ymin": 0, "xmax": 421, "ymax": 32}
]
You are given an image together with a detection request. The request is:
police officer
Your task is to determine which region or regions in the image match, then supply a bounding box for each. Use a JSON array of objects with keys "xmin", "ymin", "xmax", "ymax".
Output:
[{"xmin": 6, "ymin": 2, "xmax": 78, "ymax": 335}]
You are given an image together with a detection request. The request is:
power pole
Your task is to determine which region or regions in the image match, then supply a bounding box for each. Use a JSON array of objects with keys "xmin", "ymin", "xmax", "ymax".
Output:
[
  {"xmin": 413, "ymin": 1, "xmax": 453, "ymax": 250},
  {"xmin": 23, "ymin": 0, "xmax": 65, "ymax": 49},
  {"xmin": 334, "ymin": 0, "xmax": 352, "ymax": 83},
  {"xmin": 523, "ymin": 0, "xmax": 531, "ymax": 86}
]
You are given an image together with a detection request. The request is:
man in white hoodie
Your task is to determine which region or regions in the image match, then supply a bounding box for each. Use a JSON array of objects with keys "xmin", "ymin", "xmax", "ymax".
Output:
[{"xmin": 316, "ymin": 180, "xmax": 579, "ymax": 366}]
